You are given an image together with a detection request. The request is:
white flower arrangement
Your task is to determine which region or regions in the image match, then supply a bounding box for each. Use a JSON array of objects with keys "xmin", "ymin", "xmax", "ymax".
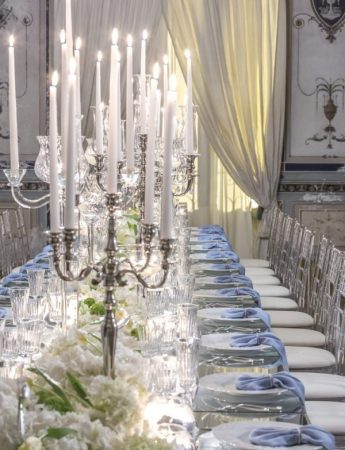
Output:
[{"xmin": 0, "ymin": 213, "xmax": 179, "ymax": 449}]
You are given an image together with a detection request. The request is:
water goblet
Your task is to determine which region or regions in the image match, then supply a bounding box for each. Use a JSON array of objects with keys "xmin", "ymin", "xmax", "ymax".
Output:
[
  {"xmin": 1, "ymin": 324, "xmax": 21, "ymax": 378},
  {"xmin": 177, "ymin": 274, "xmax": 196, "ymax": 302},
  {"xmin": 17, "ymin": 319, "xmax": 44, "ymax": 358},
  {"xmin": 27, "ymin": 268, "xmax": 46, "ymax": 299},
  {"xmin": 176, "ymin": 337, "xmax": 200, "ymax": 403},
  {"xmin": 177, "ymin": 303, "xmax": 199, "ymax": 339},
  {"xmin": 9, "ymin": 287, "xmax": 30, "ymax": 324}
]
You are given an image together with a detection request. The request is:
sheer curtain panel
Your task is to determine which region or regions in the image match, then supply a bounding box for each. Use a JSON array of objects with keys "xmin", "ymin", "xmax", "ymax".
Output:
[{"xmin": 163, "ymin": 0, "xmax": 287, "ymax": 210}]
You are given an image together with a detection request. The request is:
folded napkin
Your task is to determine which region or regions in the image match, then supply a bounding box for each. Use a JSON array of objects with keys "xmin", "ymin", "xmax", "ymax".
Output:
[
  {"xmin": 197, "ymin": 228, "xmax": 225, "ymax": 235},
  {"xmin": 0, "ymin": 287, "xmax": 9, "ymax": 296},
  {"xmin": 230, "ymin": 332, "xmax": 288, "ymax": 370},
  {"xmin": 2, "ymin": 273, "xmax": 29, "ymax": 286},
  {"xmin": 206, "ymin": 251, "xmax": 239, "ymax": 262},
  {"xmin": 0, "ymin": 308, "xmax": 6, "ymax": 319},
  {"xmin": 249, "ymin": 425, "xmax": 335, "ymax": 450},
  {"xmin": 42, "ymin": 244, "xmax": 52, "ymax": 253},
  {"xmin": 195, "ymin": 235, "xmax": 229, "ymax": 242},
  {"xmin": 221, "ymin": 308, "xmax": 271, "ymax": 330},
  {"xmin": 235, "ymin": 372, "xmax": 304, "ymax": 404},
  {"xmin": 214, "ymin": 275, "xmax": 253, "ymax": 288},
  {"xmin": 20, "ymin": 262, "xmax": 49, "ymax": 273},
  {"xmin": 200, "ymin": 242, "xmax": 231, "ymax": 250},
  {"xmin": 218, "ymin": 288, "xmax": 261, "ymax": 307},
  {"xmin": 209, "ymin": 263, "xmax": 245, "ymax": 275},
  {"xmin": 199, "ymin": 225, "xmax": 224, "ymax": 231}
]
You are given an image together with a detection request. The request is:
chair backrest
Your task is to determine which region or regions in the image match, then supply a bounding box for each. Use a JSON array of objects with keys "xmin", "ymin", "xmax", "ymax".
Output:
[
  {"xmin": 293, "ymin": 228, "xmax": 315, "ymax": 309},
  {"xmin": 326, "ymin": 305, "xmax": 345, "ymax": 375},
  {"xmin": 308, "ymin": 236, "xmax": 332, "ymax": 316},
  {"xmin": 276, "ymin": 216, "xmax": 295, "ymax": 281},
  {"xmin": 266, "ymin": 206, "xmax": 280, "ymax": 261},
  {"xmin": 283, "ymin": 221, "xmax": 303, "ymax": 289},
  {"xmin": 315, "ymin": 247, "xmax": 343, "ymax": 332},
  {"xmin": 14, "ymin": 208, "xmax": 30, "ymax": 264},
  {"xmin": 270, "ymin": 212, "xmax": 288, "ymax": 273}
]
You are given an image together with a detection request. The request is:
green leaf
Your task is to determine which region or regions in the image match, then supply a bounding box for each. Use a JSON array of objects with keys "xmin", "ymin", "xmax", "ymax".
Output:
[
  {"xmin": 66, "ymin": 372, "xmax": 93, "ymax": 407},
  {"xmin": 36, "ymin": 390, "xmax": 73, "ymax": 413},
  {"xmin": 28, "ymin": 368, "xmax": 73, "ymax": 411},
  {"xmin": 43, "ymin": 427, "xmax": 77, "ymax": 440},
  {"xmin": 83, "ymin": 297, "xmax": 96, "ymax": 307},
  {"xmin": 88, "ymin": 332, "xmax": 102, "ymax": 342}
]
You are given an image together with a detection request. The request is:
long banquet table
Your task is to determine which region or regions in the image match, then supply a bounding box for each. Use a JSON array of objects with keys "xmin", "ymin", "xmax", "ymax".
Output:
[{"xmin": 0, "ymin": 224, "xmax": 336, "ymax": 450}]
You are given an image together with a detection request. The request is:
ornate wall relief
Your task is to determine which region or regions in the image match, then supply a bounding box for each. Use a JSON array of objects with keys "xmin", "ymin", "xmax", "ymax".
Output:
[{"xmin": 286, "ymin": 0, "xmax": 345, "ymax": 162}]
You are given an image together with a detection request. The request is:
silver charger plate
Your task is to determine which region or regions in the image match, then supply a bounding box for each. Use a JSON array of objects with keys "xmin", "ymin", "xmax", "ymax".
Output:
[
  {"xmin": 198, "ymin": 308, "xmax": 267, "ymax": 334},
  {"xmin": 199, "ymin": 333, "xmax": 280, "ymax": 368},
  {"xmin": 209, "ymin": 421, "xmax": 322, "ymax": 450},
  {"xmin": 195, "ymin": 276, "xmax": 244, "ymax": 289},
  {"xmin": 193, "ymin": 372, "xmax": 301, "ymax": 414}
]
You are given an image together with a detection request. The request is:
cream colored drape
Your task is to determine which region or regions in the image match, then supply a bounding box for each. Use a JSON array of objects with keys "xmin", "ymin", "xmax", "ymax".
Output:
[{"xmin": 163, "ymin": 0, "xmax": 286, "ymax": 210}]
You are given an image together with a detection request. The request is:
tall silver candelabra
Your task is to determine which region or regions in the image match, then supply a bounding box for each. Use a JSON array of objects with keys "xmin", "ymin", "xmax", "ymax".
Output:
[{"xmin": 50, "ymin": 135, "xmax": 175, "ymax": 378}]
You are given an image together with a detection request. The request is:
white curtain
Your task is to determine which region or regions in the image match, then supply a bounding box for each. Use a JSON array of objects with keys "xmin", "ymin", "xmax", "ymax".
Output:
[
  {"xmin": 188, "ymin": 126, "xmax": 254, "ymax": 257},
  {"xmin": 53, "ymin": 0, "xmax": 166, "ymax": 137},
  {"xmin": 162, "ymin": 0, "xmax": 286, "ymax": 211}
]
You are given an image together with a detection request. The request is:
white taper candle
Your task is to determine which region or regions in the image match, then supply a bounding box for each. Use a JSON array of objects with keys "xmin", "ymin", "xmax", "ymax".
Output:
[
  {"xmin": 8, "ymin": 35, "xmax": 19, "ymax": 175},
  {"xmin": 95, "ymin": 51, "xmax": 103, "ymax": 154},
  {"xmin": 65, "ymin": 58, "xmax": 77, "ymax": 229},
  {"xmin": 160, "ymin": 75, "xmax": 177, "ymax": 239},
  {"xmin": 140, "ymin": 30, "xmax": 148, "ymax": 132},
  {"xmin": 126, "ymin": 35, "xmax": 134, "ymax": 170},
  {"xmin": 185, "ymin": 49, "xmax": 194, "ymax": 155},
  {"xmin": 49, "ymin": 71, "xmax": 60, "ymax": 232},
  {"xmin": 107, "ymin": 28, "xmax": 119, "ymax": 193},
  {"xmin": 60, "ymin": 30, "xmax": 68, "ymax": 174},
  {"xmin": 144, "ymin": 63, "xmax": 160, "ymax": 224}
]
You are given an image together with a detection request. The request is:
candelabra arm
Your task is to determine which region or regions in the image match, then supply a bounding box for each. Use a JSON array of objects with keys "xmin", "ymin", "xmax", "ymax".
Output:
[
  {"xmin": 173, "ymin": 154, "xmax": 199, "ymax": 197},
  {"xmin": 10, "ymin": 185, "xmax": 50, "ymax": 209},
  {"xmin": 49, "ymin": 230, "xmax": 95, "ymax": 282},
  {"xmin": 118, "ymin": 238, "xmax": 175, "ymax": 289},
  {"xmin": 138, "ymin": 223, "xmax": 157, "ymax": 272},
  {"xmin": 3, "ymin": 168, "xmax": 50, "ymax": 209}
]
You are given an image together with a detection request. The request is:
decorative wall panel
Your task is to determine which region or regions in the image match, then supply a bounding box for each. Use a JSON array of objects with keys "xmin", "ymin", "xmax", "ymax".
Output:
[
  {"xmin": 286, "ymin": 0, "xmax": 345, "ymax": 162},
  {"xmin": 294, "ymin": 202, "xmax": 345, "ymax": 248},
  {"xmin": 0, "ymin": 0, "xmax": 48, "ymax": 162}
]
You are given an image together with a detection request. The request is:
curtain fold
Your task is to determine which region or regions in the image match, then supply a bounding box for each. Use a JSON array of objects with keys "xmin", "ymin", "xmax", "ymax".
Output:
[
  {"xmin": 53, "ymin": 0, "xmax": 166, "ymax": 137},
  {"xmin": 162, "ymin": 0, "xmax": 286, "ymax": 209}
]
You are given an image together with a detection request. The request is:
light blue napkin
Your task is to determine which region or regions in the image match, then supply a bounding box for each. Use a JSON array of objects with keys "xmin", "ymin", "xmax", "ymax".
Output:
[
  {"xmin": 199, "ymin": 225, "xmax": 224, "ymax": 232},
  {"xmin": 206, "ymin": 251, "xmax": 239, "ymax": 262},
  {"xmin": 200, "ymin": 242, "xmax": 231, "ymax": 251},
  {"xmin": 235, "ymin": 372, "xmax": 305, "ymax": 404},
  {"xmin": 249, "ymin": 425, "xmax": 335, "ymax": 450},
  {"xmin": 0, "ymin": 287, "xmax": 9, "ymax": 296},
  {"xmin": 20, "ymin": 262, "xmax": 50, "ymax": 273},
  {"xmin": 218, "ymin": 288, "xmax": 261, "ymax": 307},
  {"xmin": 221, "ymin": 308, "xmax": 271, "ymax": 330},
  {"xmin": 2, "ymin": 273, "xmax": 29, "ymax": 286},
  {"xmin": 209, "ymin": 263, "xmax": 245, "ymax": 275},
  {"xmin": 42, "ymin": 244, "xmax": 53, "ymax": 253},
  {"xmin": 214, "ymin": 275, "xmax": 253, "ymax": 288},
  {"xmin": 230, "ymin": 332, "xmax": 289, "ymax": 370},
  {"xmin": 0, "ymin": 308, "xmax": 6, "ymax": 318},
  {"xmin": 195, "ymin": 235, "xmax": 229, "ymax": 242}
]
